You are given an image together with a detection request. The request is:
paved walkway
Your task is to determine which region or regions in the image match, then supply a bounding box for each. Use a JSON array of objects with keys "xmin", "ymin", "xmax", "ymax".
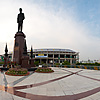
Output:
[{"xmin": 0, "ymin": 67, "xmax": 100, "ymax": 100}]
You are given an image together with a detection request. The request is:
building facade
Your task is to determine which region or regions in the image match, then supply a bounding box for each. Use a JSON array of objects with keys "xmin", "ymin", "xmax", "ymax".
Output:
[{"xmin": 28, "ymin": 48, "xmax": 79, "ymax": 65}]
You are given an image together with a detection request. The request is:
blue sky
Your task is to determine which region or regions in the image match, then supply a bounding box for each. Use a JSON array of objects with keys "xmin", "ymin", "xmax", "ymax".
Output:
[
  {"xmin": 0, "ymin": 0, "xmax": 100, "ymax": 61},
  {"xmin": 32, "ymin": 0, "xmax": 100, "ymax": 37}
]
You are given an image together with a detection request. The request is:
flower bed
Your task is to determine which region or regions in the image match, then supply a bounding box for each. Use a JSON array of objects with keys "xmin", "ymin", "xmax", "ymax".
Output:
[
  {"xmin": 5, "ymin": 68, "xmax": 29, "ymax": 76},
  {"xmin": 35, "ymin": 67, "xmax": 54, "ymax": 73}
]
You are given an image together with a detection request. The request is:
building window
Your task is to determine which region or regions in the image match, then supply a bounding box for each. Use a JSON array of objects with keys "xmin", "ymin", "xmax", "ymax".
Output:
[
  {"xmin": 54, "ymin": 54, "xmax": 59, "ymax": 58},
  {"xmin": 66, "ymin": 55, "xmax": 70, "ymax": 58},
  {"xmin": 60, "ymin": 54, "xmax": 64, "ymax": 58},
  {"xmin": 48, "ymin": 54, "xmax": 53, "ymax": 57}
]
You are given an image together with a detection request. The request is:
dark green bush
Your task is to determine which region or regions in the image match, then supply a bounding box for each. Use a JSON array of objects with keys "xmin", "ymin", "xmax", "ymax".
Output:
[
  {"xmin": 62, "ymin": 61, "xmax": 70, "ymax": 65},
  {"xmin": 34, "ymin": 61, "xmax": 39, "ymax": 66},
  {"xmin": 35, "ymin": 67, "xmax": 54, "ymax": 73}
]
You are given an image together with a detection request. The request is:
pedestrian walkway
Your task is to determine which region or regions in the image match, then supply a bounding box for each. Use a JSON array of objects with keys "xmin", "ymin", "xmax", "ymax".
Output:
[{"xmin": 0, "ymin": 67, "xmax": 100, "ymax": 100}]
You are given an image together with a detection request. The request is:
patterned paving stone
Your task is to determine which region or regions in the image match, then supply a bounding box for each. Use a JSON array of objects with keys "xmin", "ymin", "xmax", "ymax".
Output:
[{"xmin": 0, "ymin": 67, "xmax": 100, "ymax": 100}]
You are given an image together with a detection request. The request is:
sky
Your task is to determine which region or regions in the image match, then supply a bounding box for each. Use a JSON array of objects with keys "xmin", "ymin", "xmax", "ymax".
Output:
[{"xmin": 0, "ymin": 0, "xmax": 100, "ymax": 61}]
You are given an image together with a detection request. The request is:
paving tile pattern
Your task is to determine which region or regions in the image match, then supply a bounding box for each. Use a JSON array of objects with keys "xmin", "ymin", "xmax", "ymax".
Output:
[{"xmin": 0, "ymin": 67, "xmax": 100, "ymax": 99}]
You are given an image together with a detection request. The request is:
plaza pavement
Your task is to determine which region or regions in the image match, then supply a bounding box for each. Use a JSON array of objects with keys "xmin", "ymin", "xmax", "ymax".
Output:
[{"xmin": 0, "ymin": 67, "xmax": 100, "ymax": 100}]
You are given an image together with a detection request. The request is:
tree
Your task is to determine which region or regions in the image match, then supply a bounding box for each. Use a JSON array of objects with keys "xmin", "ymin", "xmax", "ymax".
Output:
[
  {"xmin": 34, "ymin": 61, "xmax": 39, "ymax": 66},
  {"xmin": 62, "ymin": 61, "xmax": 70, "ymax": 65}
]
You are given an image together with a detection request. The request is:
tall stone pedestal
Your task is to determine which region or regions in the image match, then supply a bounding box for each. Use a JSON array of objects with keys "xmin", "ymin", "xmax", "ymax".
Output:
[{"xmin": 13, "ymin": 32, "xmax": 26, "ymax": 65}]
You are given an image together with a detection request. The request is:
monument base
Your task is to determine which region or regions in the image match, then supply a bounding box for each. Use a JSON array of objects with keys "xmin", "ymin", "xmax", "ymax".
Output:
[
  {"xmin": 21, "ymin": 56, "xmax": 30, "ymax": 68},
  {"xmin": 13, "ymin": 32, "xmax": 26, "ymax": 65},
  {"xmin": 30, "ymin": 59, "xmax": 35, "ymax": 67},
  {"xmin": 3, "ymin": 57, "xmax": 9, "ymax": 67},
  {"xmin": 21, "ymin": 56, "xmax": 35, "ymax": 68}
]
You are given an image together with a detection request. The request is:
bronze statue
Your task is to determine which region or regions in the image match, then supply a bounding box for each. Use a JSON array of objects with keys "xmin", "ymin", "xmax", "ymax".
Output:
[{"xmin": 17, "ymin": 8, "xmax": 25, "ymax": 32}]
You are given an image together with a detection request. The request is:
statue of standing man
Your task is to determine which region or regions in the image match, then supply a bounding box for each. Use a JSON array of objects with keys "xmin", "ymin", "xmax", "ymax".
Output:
[{"xmin": 17, "ymin": 8, "xmax": 25, "ymax": 32}]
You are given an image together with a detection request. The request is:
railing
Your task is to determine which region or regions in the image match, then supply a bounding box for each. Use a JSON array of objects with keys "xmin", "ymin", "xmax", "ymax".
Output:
[{"xmin": 47, "ymin": 65, "xmax": 100, "ymax": 70}]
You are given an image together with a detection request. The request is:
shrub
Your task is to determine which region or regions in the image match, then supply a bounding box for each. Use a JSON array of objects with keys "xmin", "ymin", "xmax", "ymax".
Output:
[
  {"xmin": 62, "ymin": 61, "xmax": 70, "ymax": 65},
  {"xmin": 35, "ymin": 67, "xmax": 54, "ymax": 73},
  {"xmin": 0, "ymin": 62, "xmax": 4, "ymax": 64},
  {"xmin": 55, "ymin": 63, "xmax": 60, "ymax": 65},
  {"xmin": 34, "ymin": 61, "xmax": 39, "ymax": 66}
]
